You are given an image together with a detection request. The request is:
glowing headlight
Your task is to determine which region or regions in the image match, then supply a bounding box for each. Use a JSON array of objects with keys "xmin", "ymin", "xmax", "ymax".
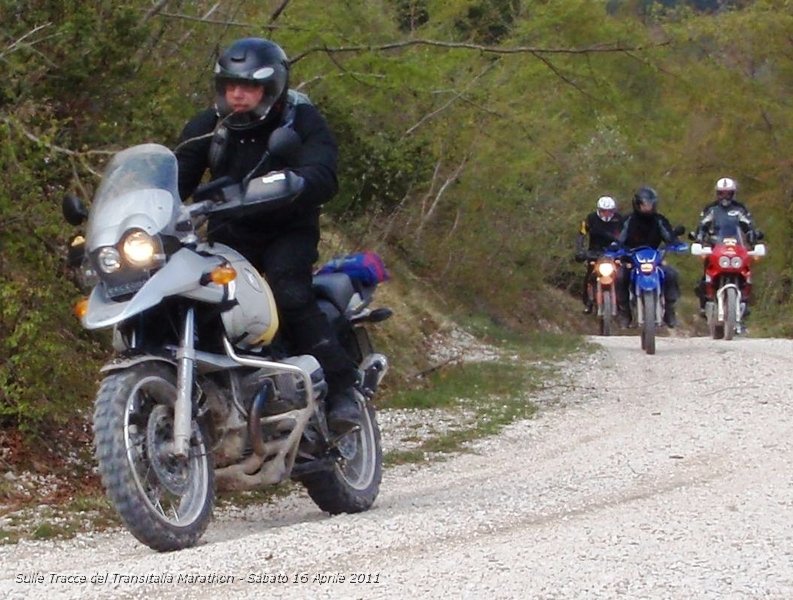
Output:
[
  {"xmin": 730, "ymin": 256, "xmax": 743, "ymax": 268},
  {"xmin": 718, "ymin": 256, "xmax": 731, "ymax": 268},
  {"xmin": 122, "ymin": 231, "xmax": 157, "ymax": 266},
  {"xmin": 597, "ymin": 262, "xmax": 615, "ymax": 277},
  {"xmin": 640, "ymin": 263, "xmax": 654, "ymax": 274},
  {"xmin": 98, "ymin": 247, "xmax": 122, "ymax": 273}
]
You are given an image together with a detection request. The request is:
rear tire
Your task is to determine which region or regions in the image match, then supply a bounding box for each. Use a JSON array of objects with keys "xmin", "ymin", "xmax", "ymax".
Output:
[
  {"xmin": 302, "ymin": 402, "xmax": 382, "ymax": 514},
  {"xmin": 93, "ymin": 363, "xmax": 214, "ymax": 552}
]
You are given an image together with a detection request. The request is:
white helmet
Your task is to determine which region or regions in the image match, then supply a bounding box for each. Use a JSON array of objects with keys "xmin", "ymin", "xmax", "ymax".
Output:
[
  {"xmin": 715, "ymin": 177, "xmax": 737, "ymax": 204},
  {"xmin": 596, "ymin": 195, "xmax": 617, "ymax": 221},
  {"xmin": 715, "ymin": 177, "xmax": 737, "ymax": 192}
]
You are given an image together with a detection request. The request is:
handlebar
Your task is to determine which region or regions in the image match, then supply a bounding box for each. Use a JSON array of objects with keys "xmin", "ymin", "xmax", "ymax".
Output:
[{"xmin": 189, "ymin": 170, "xmax": 305, "ymax": 218}]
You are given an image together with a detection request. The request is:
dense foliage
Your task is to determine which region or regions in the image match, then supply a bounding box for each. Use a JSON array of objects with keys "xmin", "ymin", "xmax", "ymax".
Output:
[{"xmin": 1, "ymin": 0, "xmax": 791, "ymax": 429}]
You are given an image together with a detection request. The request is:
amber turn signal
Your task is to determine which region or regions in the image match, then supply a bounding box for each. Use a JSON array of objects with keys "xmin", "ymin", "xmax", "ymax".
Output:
[
  {"xmin": 73, "ymin": 297, "xmax": 89, "ymax": 319},
  {"xmin": 210, "ymin": 265, "xmax": 237, "ymax": 285}
]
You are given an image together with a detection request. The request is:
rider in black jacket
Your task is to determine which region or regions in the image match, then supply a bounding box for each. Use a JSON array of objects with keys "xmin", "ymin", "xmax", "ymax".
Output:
[
  {"xmin": 175, "ymin": 37, "xmax": 360, "ymax": 433},
  {"xmin": 616, "ymin": 186, "xmax": 683, "ymax": 328},
  {"xmin": 575, "ymin": 195, "xmax": 623, "ymax": 313}
]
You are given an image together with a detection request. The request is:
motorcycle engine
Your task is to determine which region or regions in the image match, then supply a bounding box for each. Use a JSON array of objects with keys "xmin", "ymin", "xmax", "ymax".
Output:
[{"xmin": 241, "ymin": 355, "xmax": 326, "ymax": 416}]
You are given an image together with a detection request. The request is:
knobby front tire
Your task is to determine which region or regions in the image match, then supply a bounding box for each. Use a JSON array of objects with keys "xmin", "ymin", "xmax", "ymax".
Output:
[
  {"xmin": 93, "ymin": 363, "xmax": 214, "ymax": 552},
  {"xmin": 642, "ymin": 290, "xmax": 657, "ymax": 355}
]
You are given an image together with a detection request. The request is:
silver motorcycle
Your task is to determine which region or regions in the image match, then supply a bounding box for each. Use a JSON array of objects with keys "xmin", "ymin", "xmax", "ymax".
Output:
[{"xmin": 62, "ymin": 128, "xmax": 390, "ymax": 551}]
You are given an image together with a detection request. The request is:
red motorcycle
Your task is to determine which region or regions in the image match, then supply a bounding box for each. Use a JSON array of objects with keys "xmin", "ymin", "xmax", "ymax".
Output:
[{"xmin": 691, "ymin": 222, "xmax": 766, "ymax": 340}]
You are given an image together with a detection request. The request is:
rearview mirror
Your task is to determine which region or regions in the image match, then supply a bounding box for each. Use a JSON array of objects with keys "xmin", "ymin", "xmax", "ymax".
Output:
[
  {"xmin": 62, "ymin": 194, "xmax": 88, "ymax": 226},
  {"xmin": 267, "ymin": 127, "xmax": 301, "ymax": 164}
]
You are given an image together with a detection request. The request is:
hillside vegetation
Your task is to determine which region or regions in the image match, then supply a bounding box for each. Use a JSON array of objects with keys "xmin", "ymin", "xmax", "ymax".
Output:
[{"xmin": 1, "ymin": 0, "xmax": 791, "ymax": 438}]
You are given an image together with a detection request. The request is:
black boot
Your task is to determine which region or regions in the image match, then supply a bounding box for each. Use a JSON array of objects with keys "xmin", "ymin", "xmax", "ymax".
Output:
[
  {"xmin": 617, "ymin": 306, "xmax": 631, "ymax": 328},
  {"xmin": 326, "ymin": 387, "xmax": 362, "ymax": 434},
  {"xmin": 664, "ymin": 303, "xmax": 677, "ymax": 328}
]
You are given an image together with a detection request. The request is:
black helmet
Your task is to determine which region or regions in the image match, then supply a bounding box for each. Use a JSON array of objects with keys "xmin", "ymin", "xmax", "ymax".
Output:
[
  {"xmin": 632, "ymin": 186, "xmax": 658, "ymax": 214},
  {"xmin": 214, "ymin": 38, "xmax": 290, "ymax": 130}
]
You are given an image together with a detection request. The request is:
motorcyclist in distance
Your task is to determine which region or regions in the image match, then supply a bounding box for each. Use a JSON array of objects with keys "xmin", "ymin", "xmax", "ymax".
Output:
[
  {"xmin": 574, "ymin": 195, "xmax": 623, "ymax": 314},
  {"xmin": 692, "ymin": 176, "xmax": 762, "ymax": 317},
  {"xmin": 174, "ymin": 37, "xmax": 362, "ymax": 433},
  {"xmin": 616, "ymin": 186, "xmax": 684, "ymax": 328}
]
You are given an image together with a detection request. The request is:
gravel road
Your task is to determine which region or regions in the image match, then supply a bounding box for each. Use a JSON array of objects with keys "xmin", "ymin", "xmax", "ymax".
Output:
[{"xmin": 2, "ymin": 334, "xmax": 792, "ymax": 599}]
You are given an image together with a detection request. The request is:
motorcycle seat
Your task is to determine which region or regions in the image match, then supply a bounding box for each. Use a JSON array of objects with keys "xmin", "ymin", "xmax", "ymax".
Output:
[{"xmin": 312, "ymin": 272, "xmax": 355, "ymax": 313}]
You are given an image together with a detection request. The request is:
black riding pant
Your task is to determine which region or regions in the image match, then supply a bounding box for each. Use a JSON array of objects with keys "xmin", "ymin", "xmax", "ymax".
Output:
[{"xmin": 214, "ymin": 228, "xmax": 358, "ymax": 395}]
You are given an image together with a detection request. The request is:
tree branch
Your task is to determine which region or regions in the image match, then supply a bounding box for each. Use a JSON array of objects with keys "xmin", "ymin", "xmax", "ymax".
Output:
[
  {"xmin": 142, "ymin": 0, "xmax": 171, "ymax": 24},
  {"xmin": 1, "ymin": 117, "xmax": 115, "ymax": 158},
  {"xmin": 529, "ymin": 51, "xmax": 597, "ymax": 102},
  {"xmin": 416, "ymin": 154, "xmax": 469, "ymax": 239},
  {"xmin": 0, "ymin": 23, "xmax": 52, "ymax": 58},
  {"xmin": 404, "ymin": 61, "xmax": 497, "ymax": 137},
  {"xmin": 290, "ymin": 38, "xmax": 668, "ymax": 64},
  {"xmin": 154, "ymin": 10, "xmax": 251, "ymax": 28},
  {"xmin": 269, "ymin": 0, "xmax": 291, "ymax": 24}
]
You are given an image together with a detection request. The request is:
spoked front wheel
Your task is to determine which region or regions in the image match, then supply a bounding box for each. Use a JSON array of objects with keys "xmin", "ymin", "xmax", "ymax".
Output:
[{"xmin": 93, "ymin": 363, "xmax": 214, "ymax": 552}]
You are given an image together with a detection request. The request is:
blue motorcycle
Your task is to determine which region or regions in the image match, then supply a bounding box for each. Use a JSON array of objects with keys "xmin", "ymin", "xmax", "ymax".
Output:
[{"xmin": 623, "ymin": 241, "xmax": 688, "ymax": 355}]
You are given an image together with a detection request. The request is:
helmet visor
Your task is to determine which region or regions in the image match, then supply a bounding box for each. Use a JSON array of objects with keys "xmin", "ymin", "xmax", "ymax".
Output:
[{"xmin": 214, "ymin": 62, "xmax": 288, "ymax": 129}]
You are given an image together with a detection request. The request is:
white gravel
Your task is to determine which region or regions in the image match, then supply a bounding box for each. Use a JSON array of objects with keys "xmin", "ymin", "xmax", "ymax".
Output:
[{"xmin": 2, "ymin": 335, "xmax": 792, "ymax": 599}]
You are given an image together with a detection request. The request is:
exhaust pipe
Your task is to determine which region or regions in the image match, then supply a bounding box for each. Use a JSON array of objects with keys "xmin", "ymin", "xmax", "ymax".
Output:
[{"xmin": 248, "ymin": 379, "xmax": 275, "ymax": 457}]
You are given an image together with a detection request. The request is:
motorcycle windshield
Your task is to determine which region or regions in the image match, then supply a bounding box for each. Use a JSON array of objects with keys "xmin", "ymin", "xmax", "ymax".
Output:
[
  {"xmin": 712, "ymin": 218, "xmax": 745, "ymax": 246},
  {"xmin": 86, "ymin": 144, "xmax": 181, "ymax": 251},
  {"xmin": 632, "ymin": 247, "xmax": 660, "ymax": 263}
]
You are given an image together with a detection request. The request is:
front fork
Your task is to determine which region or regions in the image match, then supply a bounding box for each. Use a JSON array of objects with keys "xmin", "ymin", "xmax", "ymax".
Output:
[
  {"xmin": 632, "ymin": 285, "xmax": 663, "ymax": 325},
  {"xmin": 173, "ymin": 306, "xmax": 196, "ymax": 458}
]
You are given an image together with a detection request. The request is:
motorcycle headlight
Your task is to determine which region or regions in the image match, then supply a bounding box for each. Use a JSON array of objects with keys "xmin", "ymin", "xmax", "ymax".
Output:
[
  {"xmin": 597, "ymin": 262, "xmax": 615, "ymax": 277},
  {"xmin": 640, "ymin": 263, "xmax": 654, "ymax": 274},
  {"xmin": 730, "ymin": 256, "xmax": 743, "ymax": 269},
  {"xmin": 97, "ymin": 247, "xmax": 122, "ymax": 273},
  {"xmin": 122, "ymin": 230, "xmax": 159, "ymax": 267},
  {"xmin": 718, "ymin": 256, "xmax": 731, "ymax": 268}
]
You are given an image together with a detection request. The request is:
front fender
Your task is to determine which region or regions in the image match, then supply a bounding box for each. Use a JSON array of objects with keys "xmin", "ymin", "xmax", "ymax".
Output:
[
  {"xmin": 633, "ymin": 271, "xmax": 662, "ymax": 292},
  {"xmin": 100, "ymin": 350, "xmax": 242, "ymax": 375},
  {"xmin": 99, "ymin": 354, "xmax": 177, "ymax": 374}
]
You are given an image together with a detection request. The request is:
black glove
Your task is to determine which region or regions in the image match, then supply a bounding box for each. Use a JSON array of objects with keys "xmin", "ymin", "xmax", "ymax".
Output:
[{"xmin": 574, "ymin": 250, "xmax": 587, "ymax": 263}]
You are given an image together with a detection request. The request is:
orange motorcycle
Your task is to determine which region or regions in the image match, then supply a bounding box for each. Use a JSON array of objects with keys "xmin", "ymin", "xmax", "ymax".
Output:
[{"xmin": 585, "ymin": 251, "xmax": 620, "ymax": 336}]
